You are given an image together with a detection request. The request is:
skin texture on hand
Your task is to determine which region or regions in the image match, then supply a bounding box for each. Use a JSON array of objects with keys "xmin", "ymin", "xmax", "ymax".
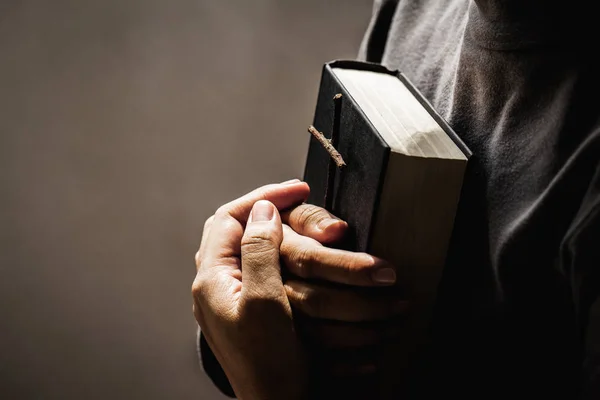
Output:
[
  {"xmin": 192, "ymin": 181, "xmax": 310, "ymax": 400},
  {"xmin": 193, "ymin": 180, "xmax": 408, "ymax": 397}
]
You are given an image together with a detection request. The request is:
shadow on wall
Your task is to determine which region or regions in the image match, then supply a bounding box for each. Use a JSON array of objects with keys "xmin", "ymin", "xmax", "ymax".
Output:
[{"xmin": 0, "ymin": 1, "xmax": 372, "ymax": 399}]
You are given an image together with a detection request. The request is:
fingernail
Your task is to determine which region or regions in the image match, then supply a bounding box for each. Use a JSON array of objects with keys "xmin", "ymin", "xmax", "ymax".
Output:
[
  {"xmin": 372, "ymin": 268, "xmax": 396, "ymax": 284},
  {"xmin": 280, "ymin": 179, "xmax": 300, "ymax": 185},
  {"xmin": 317, "ymin": 218, "xmax": 342, "ymax": 231},
  {"xmin": 250, "ymin": 200, "xmax": 274, "ymax": 222}
]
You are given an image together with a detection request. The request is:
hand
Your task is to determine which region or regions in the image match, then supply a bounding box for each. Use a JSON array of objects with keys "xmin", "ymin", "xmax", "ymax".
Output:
[
  {"xmin": 192, "ymin": 181, "xmax": 310, "ymax": 400},
  {"xmin": 279, "ymin": 204, "xmax": 408, "ymax": 376}
]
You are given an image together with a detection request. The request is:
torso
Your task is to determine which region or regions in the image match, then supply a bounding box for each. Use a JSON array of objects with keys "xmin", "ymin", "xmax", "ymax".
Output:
[{"xmin": 360, "ymin": 0, "xmax": 600, "ymax": 397}]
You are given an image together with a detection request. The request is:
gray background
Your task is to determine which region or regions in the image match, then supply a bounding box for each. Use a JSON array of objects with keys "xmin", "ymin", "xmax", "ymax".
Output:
[{"xmin": 0, "ymin": 1, "xmax": 371, "ymax": 399}]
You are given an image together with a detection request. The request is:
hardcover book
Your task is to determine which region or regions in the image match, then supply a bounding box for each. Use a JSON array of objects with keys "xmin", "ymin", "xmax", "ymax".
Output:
[{"xmin": 302, "ymin": 60, "xmax": 472, "ymax": 396}]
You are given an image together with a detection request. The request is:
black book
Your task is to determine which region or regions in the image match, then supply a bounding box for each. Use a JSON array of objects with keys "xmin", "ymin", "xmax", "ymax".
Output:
[{"xmin": 302, "ymin": 60, "xmax": 471, "ymax": 394}]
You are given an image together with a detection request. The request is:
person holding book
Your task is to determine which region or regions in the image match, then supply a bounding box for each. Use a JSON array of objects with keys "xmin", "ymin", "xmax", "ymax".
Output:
[{"xmin": 192, "ymin": 0, "xmax": 599, "ymax": 398}]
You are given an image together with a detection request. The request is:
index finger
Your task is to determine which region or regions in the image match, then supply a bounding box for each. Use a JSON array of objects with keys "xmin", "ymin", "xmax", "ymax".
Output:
[
  {"xmin": 281, "ymin": 225, "xmax": 397, "ymax": 287},
  {"xmin": 202, "ymin": 181, "xmax": 310, "ymax": 265},
  {"xmin": 216, "ymin": 180, "xmax": 310, "ymax": 224}
]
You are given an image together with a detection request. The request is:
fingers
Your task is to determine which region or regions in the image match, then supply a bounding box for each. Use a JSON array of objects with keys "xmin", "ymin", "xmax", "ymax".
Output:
[
  {"xmin": 280, "ymin": 203, "xmax": 348, "ymax": 244},
  {"xmin": 306, "ymin": 344, "xmax": 380, "ymax": 386},
  {"xmin": 216, "ymin": 181, "xmax": 309, "ymax": 224},
  {"xmin": 281, "ymin": 225, "xmax": 398, "ymax": 287},
  {"xmin": 194, "ymin": 181, "xmax": 308, "ymax": 312},
  {"xmin": 285, "ymin": 280, "xmax": 407, "ymax": 322},
  {"xmin": 298, "ymin": 318, "xmax": 404, "ymax": 348},
  {"xmin": 240, "ymin": 200, "xmax": 286, "ymax": 301},
  {"xmin": 308, "ymin": 349, "xmax": 380, "ymax": 394},
  {"xmin": 199, "ymin": 181, "xmax": 309, "ymax": 271}
]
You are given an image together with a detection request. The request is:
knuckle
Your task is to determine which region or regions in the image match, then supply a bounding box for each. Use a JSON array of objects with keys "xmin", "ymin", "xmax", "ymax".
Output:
[
  {"xmin": 219, "ymin": 216, "xmax": 242, "ymax": 234},
  {"xmin": 241, "ymin": 231, "xmax": 277, "ymax": 248},
  {"xmin": 191, "ymin": 274, "xmax": 208, "ymax": 301},
  {"xmin": 194, "ymin": 250, "xmax": 202, "ymax": 266},
  {"xmin": 192, "ymin": 272, "xmax": 239, "ymax": 321},
  {"xmin": 214, "ymin": 205, "xmax": 229, "ymax": 219},
  {"xmin": 334, "ymin": 256, "xmax": 360, "ymax": 281},
  {"xmin": 340, "ymin": 254, "xmax": 378, "ymax": 282},
  {"xmin": 203, "ymin": 215, "xmax": 215, "ymax": 231},
  {"xmin": 255, "ymin": 184, "xmax": 273, "ymax": 194},
  {"xmin": 296, "ymin": 205, "xmax": 325, "ymax": 229},
  {"xmin": 288, "ymin": 246, "xmax": 314, "ymax": 278},
  {"xmin": 241, "ymin": 233, "xmax": 279, "ymax": 258},
  {"xmin": 246, "ymin": 187, "xmax": 270, "ymax": 206},
  {"xmin": 257, "ymin": 186, "xmax": 271, "ymax": 199}
]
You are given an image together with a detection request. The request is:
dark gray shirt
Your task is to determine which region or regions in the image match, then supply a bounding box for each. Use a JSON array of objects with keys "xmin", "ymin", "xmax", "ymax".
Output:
[
  {"xmin": 201, "ymin": 1, "xmax": 600, "ymax": 398},
  {"xmin": 359, "ymin": 0, "xmax": 599, "ymax": 398}
]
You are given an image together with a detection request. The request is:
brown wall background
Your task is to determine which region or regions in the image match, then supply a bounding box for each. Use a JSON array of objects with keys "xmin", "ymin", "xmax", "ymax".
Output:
[{"xmin": 0, "ymin": 1, "xmax": 372, "ymax": 399}]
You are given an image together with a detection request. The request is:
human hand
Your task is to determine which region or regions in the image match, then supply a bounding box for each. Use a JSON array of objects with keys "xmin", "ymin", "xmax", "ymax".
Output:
[
  {"xmin": 192, "ymin": 181, "xmax": 310, "ymax": 400},
  {"xmin": 279, "ymin": 204, "xmax": 407, "ymax": 377}
]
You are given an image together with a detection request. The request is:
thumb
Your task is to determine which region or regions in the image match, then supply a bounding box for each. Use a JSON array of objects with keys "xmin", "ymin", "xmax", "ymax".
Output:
[{"xmin": 240, "ymin": 200, "xmax": 285, "ymax": 301}]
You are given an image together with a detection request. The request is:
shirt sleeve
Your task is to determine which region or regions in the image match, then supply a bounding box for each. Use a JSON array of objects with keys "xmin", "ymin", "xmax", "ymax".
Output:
[
  {"xmin": 196, "ymin": 328, "xmax": 236, "ymax": 398},
  {"xmin": 561, "ymin": 164, "xmax": 600, "ymax": 399}
]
